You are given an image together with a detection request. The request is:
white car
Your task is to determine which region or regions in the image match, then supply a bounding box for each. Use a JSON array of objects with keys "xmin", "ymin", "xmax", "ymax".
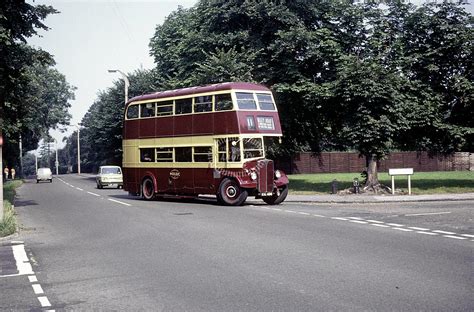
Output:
[
  {"xmin": 96, "ymin": 165, "xmax": 123, "ymax": 189},
  {"xmin": 36, "ymin": 168, "xmax": 53, "ymax": 183}
]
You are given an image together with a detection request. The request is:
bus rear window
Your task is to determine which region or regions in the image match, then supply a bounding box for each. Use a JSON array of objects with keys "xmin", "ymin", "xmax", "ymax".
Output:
[
  {"xmin": 236, "ymin": 92, "xmax": 257, "ymax": 110},
  {"xmin": 256, "ymin": 94, "xmax": 275, "ymax": 110},
  {"xmin": 215, "ymin": 94, "xmax": 233, "ymax": 111},
  {"xmin": 127, "ymin": 105, "xmax": 139, "ymax": 119},
  {"xmin": 175, "ymin": 98, "xmax": 192, "ymax": 114}
]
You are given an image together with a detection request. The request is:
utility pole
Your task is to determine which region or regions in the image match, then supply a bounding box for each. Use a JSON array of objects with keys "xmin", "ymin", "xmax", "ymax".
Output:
[
  {"xmin": 55, "ymin": 139, "xmax": 59, "ymax": 175},
  {"xmin": 0, "ymin": 135, "xmax": 4, "ymax": 221},
  {"xmin": 19, "ymin": 134, "xmax": 23, "ymax": 178},
  {"xmin": 76, "ymin": 125, "xmax": 81, "ymax": 174}
]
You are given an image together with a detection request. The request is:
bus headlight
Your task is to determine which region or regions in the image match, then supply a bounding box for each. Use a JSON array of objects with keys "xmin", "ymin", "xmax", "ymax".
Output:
[
  {"xmin": 250, "ymin": 171, "xmax": 257, "ymax": 181},
  {"xmin": 275, "ymin": 170, "xmax": 282, "ymax": 179}
]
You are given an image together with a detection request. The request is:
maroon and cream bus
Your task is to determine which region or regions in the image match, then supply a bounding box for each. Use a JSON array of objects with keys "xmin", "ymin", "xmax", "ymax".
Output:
[{"xmin": 122, "ymin": 82, "xmax": 289, "ymax": 205}]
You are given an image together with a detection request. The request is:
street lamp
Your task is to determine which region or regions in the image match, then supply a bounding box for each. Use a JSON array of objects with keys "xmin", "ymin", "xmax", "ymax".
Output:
[
  {"xmin": 108, "ymin": 69, "xmax": 130, "ymax": 105},
  {"xmin": 54, "ymin": 139, "xmax": 59, "ymax": 175},
  {"xmin": 74, "ymin": 124, "xmax": 81, "ymax": 175}
]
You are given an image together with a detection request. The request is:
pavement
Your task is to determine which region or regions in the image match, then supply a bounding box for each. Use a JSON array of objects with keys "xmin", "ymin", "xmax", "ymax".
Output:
[{"xmin": 282, "ymin": 192, "xmax": 474, "ymax": 203}]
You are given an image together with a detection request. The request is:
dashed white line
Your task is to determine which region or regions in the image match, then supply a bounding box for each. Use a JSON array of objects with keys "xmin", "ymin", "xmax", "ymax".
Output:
[
  {"xmin": 87, "ymin": 191, "xmax": 100, "ymax": 197},
  {"xmin": 75, "ymin": 187, "xmax": 83, "ymax": 191},
  {"xmin": 312, "ymin": 214, "xmax": 325, "ymax": 218},
  {"xmin": 331, "ymin": 217, "xmax": 349, "ymax": 221},
  {"xmin": 350, "ymin": 220, "xmax": 368, "ymax": 224},
  {"xmin": 433, "ymin": 230, "xmax": 456, "ymax": 235},
  {"xmin": 271, "ymin": 208, "xmax": 282, "ymax": 211},
  {"xmin": 387, "ymin": 223, "xmax": 404, "ymax": 227},
  {"xmin": 284, "ymin": 210, "xmax": 298, "ymax": 214},
  {"xmin": 298, "ymin": 212, "xmax": 311, "ymax": 216},
  {"xmin": 408, "ymin": 227, "xmax": 430, "ymax": 231},
  {"xmin": 371, "ymin": 224, "xmax": 390, "ymax": 228},
  {"xmin": 416, "ymin": 231, "xmax": 439, "ymax": 236},
  {"xmin": 443, "ymin": 235, "xmax": 468, "ymax": 240},
  {"xmin": 348, "ymin": 217, "xmax": 364, "ymax": 220},
  {"xmin": 405, "ymin": 212, "xmax": 451, "ymax": 216},
  {"xmin": 461, "ymin": 234, "xmax": 474, "ymax": 238},
  {"xmin": 107, "ymin": 198, "xmax": 131, "ymax": 206},
  {"xmin": 28, "ymin": 275, "xmax": 38, "ymax": 283},
  {"xmin": 367, "ymin": 220, "xmax": 384, "ymax": 224},
  {"xmin": 32, "ymin": 284, "xmax": 44, "ymax": 295},
  {"xmin": 38, "ymin": 296, "xmax": 51, "ymax": 307},
  {"xmin": 392, "ymin": 228, "xmax": 413, "ymax": 232}
]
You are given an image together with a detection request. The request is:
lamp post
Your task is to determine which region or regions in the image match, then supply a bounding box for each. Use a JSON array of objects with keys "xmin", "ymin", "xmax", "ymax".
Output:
[
  {"xmin": 75, "ymin": 124, "xmax": 81, "ymax": 175},
  {"xmin": 108, "ymin": 69, "xmax": 130, "ymax": 105},
  {"xmin": 54, "ymin": 139, "xmax": 59, "ymax": 175}
]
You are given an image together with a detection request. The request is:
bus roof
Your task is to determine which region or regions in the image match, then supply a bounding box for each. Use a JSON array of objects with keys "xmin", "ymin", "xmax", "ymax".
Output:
[{"xmin": 127, "ymin": 82, "xmax": 270, "ymax": 105}]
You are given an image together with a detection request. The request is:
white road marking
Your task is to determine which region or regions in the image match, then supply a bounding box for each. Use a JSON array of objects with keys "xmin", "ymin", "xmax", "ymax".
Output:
[
  {"xmin": 312, "ymin": 214, "xmax": 325, "ymax": 218},
  {"xmin": 416, "ymin": 231, "xmax": 438, "ymax": 236},
  {"xmin": 108, "ymin": 198, "xmax": 131, "ymax": 206},
  {"xmin": 349, "ymin": 220, "xmax": 368, "ymax": 224},
  {"xmin": 408, "ymin": 227, "xmax": 430, "ymax": 231},
  {"xmin": 405, "ymin": 212, "xmax": 451, "ymax": 216},
  {"xmin": 284, "ymin": 210, "xmax": 298, "ymax": 213},
  {"xmin": 392, "ymin": 228, "xmax": 413, "ymax": 232},
  {"xmin": 461, "ymin": 234, "xmax": 474, "ymax": 238},
  {"xmin": 367, "ymin": 220, "xmax": 384, "ymax": 224},
  {"xmin": 348, "ymin": 217, "xmax": 364, "ymax": 220},
  {"xmin": 75, "ymin": 187, "xmax": 83, "ymax": 191},
  {"xmin": 12, "ymin": 244, "xmax": 34, "ymax": 275},
  {"xmin": 387, "ymin": 223, "xmax": 404, "ymax": 227},
  {"xmin": 38, "ymin": 296, "xmax": 51, "ymax": 307},
  {"xmin": 298, "ymin": 212, "xmax": 311, "ymax": 216},
  {"xmin": 331, "ymin": 217, "xmax": 349, "ymax": 221},
  {"xmin": 32, "ymin": 284, "xmax": 44, "ymax": 294},
  {"xmin": 28, "ymin": 275, "xmax": 38, "ymax": 283},
  {"xmin": 69, "ymin": 185, "xmax": 75, "ymax": 188},
  {"xmin": 271, "ymin": 208, "xmax": 282, "ymax": 211},
  {"xmin": 371, "ymin": 224, "xmax": 390, "ymax": 228},
  {"xmin": 443, "ymin": 235, "xmax": 468, "ymax": 240},
  {"xmin": 87, "ymin": 191, "xmax": 100, "ymax": 197},
  {"xmin": 433, "ymin": 230, "xmax": 456, "ymax": 235}
]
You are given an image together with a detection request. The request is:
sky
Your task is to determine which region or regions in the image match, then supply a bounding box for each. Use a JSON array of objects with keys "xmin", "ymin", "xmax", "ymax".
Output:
[
  {"xmin": 27, "ymin": 0, "xmax": 472, "ymax": 150},
  {"xmin": 27, "ymin": 0, "xmax": 197, "ymax": 149}
]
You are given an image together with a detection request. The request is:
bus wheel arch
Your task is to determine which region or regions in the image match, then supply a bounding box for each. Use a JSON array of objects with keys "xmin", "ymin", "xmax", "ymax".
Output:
[
  {"xmin": 262, "ymin": 185, "xmax": 288, "ymax": 205},
  {"xmin": 141, "ymin": 175, "xmax": 157, "ymax": 200},
  {"xmin": 217, "ymin": 177, "xmax": 248, "ymax": 206}
]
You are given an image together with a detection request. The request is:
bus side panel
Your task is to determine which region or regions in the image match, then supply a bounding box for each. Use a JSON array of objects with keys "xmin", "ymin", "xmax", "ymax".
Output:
[
  {"xmin": 155, "ymin": 117, "xmax": 174, "ymax": 137},
  {"xmin": 174, "ymin": 115, "xmax": 193, "ymax": 136},
  {"xmin": 139, "ymin": 119, "xmax": 155, "ymax": 139},
  {"xmin": 213, "ymin": 111, "xmax": 240, "ymax": 135},
  {"xmin": 193, "ymin": 114, "xmax": 213, "ymax": 135},
  {"xmin": 194, "ymin": 167, "xmax": 215, "ymax": 194},
  {"xmin": 124, "ymin": 119, "xmax": 140, "ymax": 140},
  {"xmin": 172, "ymin": 168, "xmax": 194, "ymax": 194},
  {"xmin": 123, "ymin": 167, "xmax": 140, "ymax": 194}
]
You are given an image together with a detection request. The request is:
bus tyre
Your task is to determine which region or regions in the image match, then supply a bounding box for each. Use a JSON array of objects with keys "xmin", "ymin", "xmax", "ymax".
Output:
[
  {"xmin": 141, "ymin": 177, "xmax": 155, "ymax": 200},
  {"xmin": 263, "ymin": 185, "xmax": 288, "ymax": 205},
  {"xmin": 217, "ymin": 178, "xmax": 248, "ymax": 206}
]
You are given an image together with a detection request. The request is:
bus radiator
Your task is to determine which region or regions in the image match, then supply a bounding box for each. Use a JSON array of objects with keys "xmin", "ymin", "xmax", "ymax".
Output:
[{"xmin": 257, "ymin": 159, "xmax": 274, "ymax": 194}]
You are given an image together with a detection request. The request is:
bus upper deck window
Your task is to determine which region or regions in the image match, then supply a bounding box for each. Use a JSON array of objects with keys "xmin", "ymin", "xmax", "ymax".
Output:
[
  {"xmin": 157, "ymin": 100, "xmax": 173, "ymax": 116},
  {"xmin": 175, "ymin": 98, "xmax": 192, "ymax": 114},
  {"xmin": 215, "ymin": 94, "xmax": 233, "ymax": 111},
  {"xmin": 194, "ymin": 96, "xmax": 212, "ymax": 112},
  {"xmin": 256, "ymin": 94, "xmax": 275, "ymax": 110},
  {"xmin": 140, "ymin": 103, "xmax": 155, "ymax": 118},
  {"xmin": 127, "ymin": 105, "xmax": 139, "ymax": 119},
  {"xmin": 236, "ymin": 92, "xmax": 257, "ymax": 110}
]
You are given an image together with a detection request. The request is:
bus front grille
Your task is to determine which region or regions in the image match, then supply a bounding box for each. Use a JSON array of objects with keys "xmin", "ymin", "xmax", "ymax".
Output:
[{"xmin": 257, "ymin": 159, "xmax": 274, "ymax": 194}]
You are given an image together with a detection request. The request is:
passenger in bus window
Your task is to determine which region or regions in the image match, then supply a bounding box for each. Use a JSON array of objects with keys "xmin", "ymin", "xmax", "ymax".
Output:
[{"xmin": 230, "ymin": 141, "xmax": 240, "ymax": 162}]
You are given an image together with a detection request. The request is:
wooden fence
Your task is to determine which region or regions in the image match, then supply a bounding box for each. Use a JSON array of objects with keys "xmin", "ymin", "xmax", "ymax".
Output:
[{"xmin": 275, "ymin": 152, "xmax": 473, "ymax": 174}]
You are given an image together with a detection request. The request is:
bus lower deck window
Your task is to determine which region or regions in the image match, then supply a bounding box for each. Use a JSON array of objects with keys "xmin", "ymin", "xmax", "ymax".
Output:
[
  {"xmin": 140, "ymin": 148, "xmax": 155, "ymax": 162},
  {"xmin": 194, "ymin": 146, "xmax": 212, "ymax": 162},
  {"xmin": 175, "ymin": 147, "xmax": 192, "ymax": 162}
]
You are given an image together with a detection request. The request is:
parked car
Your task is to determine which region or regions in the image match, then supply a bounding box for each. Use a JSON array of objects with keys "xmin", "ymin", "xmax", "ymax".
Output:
[
  {"xmin": 96, "ymin": 165, "xmax": 123, "ymax": 189},
  {"xmin": 36, "ymin": 168, "xmax": 53, "ymax": 183}
]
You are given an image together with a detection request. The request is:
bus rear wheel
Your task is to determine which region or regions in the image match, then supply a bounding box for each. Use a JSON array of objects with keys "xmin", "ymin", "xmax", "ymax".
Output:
[
  {"xmin": 141, "ymin": 177, "xmax": 155, "ymax": 200},
  {"xmin": 262, "ymin": 185, "xmax": 288, "ymax": 205},
  {"xmin": 217, "ymin": 178, "xmax": 248, "ymax": 206}
]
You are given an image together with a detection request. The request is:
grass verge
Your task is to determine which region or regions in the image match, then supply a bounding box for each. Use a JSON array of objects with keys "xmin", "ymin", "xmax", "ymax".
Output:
[
  {"xmin": 288, "ymin": 171, "xmax": 474, "ymax": 195},
  {"xmin": 1, "ymin": 180, "xmax": 22, "ymax": 237}
]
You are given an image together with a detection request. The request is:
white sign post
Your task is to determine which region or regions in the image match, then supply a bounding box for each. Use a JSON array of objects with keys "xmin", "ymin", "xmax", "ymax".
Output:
[{"xmin": 388, "ymin": 168, "xmax": 414, "ymax": 195}]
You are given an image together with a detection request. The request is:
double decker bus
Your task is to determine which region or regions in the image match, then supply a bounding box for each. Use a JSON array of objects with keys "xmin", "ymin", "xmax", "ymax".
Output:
[{"xmin": 122, "ymin": 82, "xmax": 289, "ymax": 206}]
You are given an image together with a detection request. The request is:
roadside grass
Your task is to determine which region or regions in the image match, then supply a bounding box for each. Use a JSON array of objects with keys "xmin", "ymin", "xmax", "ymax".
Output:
[
  {"xmin": 0, "ymin": 180, "xmax": 22, "ymax": 237},
  {"xmin": 288, "ymin": 171, "xmax": 474, "ymax": 195}
]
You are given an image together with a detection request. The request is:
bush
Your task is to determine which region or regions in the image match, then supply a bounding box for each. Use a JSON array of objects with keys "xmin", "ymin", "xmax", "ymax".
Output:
[{"xmin": 0, "ymin": 180, "xmax": 22, "ymax": 237}]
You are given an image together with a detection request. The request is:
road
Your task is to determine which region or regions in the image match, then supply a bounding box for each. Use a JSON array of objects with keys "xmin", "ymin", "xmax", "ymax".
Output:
[{"xmin": 1, "ymin": 174, "xmax": 473, "ymax": 311}]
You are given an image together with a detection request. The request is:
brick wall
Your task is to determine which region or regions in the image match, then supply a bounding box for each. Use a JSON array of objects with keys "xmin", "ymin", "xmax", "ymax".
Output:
[{"xmin": 275, "ymin": 152, "xmax": 473, "ymax": 174}]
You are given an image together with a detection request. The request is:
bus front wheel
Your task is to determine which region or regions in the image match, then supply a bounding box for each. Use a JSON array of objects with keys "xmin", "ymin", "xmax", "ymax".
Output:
[
  {"xmin": 217, "ymin": 178, "xmax": 248, "ymax": 206},
  {"xmin": 141, "ymin": 177, "xmax": 155, "ymax": 200},
  {"xmin": 262, "ymin": 185, "xmax": 288, "ymax": 205}
]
